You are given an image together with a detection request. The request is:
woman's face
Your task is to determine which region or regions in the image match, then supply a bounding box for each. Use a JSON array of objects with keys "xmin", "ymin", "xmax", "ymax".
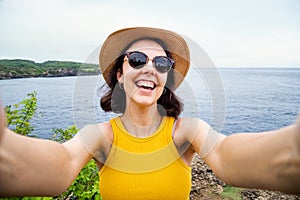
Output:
[{"xmin": 117, "ymin": 39, "xmax": 168, "ymax": 107}]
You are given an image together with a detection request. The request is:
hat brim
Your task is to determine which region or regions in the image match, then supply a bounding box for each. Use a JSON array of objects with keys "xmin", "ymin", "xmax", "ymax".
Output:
[{"xmin": 99, "ymin": 27, "xmax": 190, "ymax": 90}]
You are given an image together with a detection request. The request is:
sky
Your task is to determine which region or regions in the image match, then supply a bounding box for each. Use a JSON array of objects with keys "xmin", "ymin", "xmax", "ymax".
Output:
[{"xmin": 0, "ymin": 0, "xmax": 300, "ymax": 67}]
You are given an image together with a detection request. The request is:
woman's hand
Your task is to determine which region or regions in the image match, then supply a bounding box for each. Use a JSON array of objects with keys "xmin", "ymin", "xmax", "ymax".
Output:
[
  {"xmin": 295, "ymin": 114, "xmax": 300, "ymax": 154},
  {"xmin": 0, "ymin": 100, "xmax": 7, "ymax": 139}
]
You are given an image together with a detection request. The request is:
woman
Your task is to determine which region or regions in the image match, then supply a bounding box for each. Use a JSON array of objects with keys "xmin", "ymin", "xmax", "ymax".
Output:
[{"xmin": 0, "ymin": 27, "xmax": 299, "ymax": 199}]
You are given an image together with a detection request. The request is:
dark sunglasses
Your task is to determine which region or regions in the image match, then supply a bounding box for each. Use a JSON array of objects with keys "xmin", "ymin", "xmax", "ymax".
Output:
[{"xmin": 124, "ymin": 51, "xmax": 175, "ymax": 73}]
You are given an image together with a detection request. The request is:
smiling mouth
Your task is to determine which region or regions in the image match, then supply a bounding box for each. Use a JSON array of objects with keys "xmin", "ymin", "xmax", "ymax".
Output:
[{"xmin": 135, "ymin": 80, "xmax": 157, "ymax": 90}]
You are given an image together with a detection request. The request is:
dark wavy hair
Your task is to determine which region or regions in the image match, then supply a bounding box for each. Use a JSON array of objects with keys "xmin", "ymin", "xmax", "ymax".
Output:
[{"xmin": 100, "ymin": 38, "xmax": 183, "ymax": 119}]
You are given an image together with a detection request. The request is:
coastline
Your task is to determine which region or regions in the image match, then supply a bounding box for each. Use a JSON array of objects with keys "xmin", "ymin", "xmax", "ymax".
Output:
[
  {"xmin": 0, "ymin": 71, "xmax": 99, "ymax": 80},
  {"xmin": 0, "ymin": 59, "xmax": 99, "ymax": 80}
]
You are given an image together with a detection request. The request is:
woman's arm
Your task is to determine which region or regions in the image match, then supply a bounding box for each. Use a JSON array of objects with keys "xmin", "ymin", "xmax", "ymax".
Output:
[
  {"xmin": 0, "ymin": 100, "xmax": 6, "ymax": 141},
  {"xmin": 219, "ymin": 123, "xmax": 299, "ymax": 193},
  {"xmin": 0, "ymin": 106, "xmax": 93, "ymax": 197},
  {"xmin": 201, "ymin": 117, "xmax": 300, "ymax": 194}
]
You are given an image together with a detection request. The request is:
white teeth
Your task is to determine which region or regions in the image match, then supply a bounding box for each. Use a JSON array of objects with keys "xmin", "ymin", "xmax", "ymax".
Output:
[{"xmin": 136, "ymin": 80, "xmax": 155, "ymax": 89}]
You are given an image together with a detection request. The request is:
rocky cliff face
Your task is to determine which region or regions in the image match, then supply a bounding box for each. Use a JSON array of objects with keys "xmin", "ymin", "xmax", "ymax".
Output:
[{"xmin": 1, "ymin": 68, "xmax": 98, "ymax": 79}]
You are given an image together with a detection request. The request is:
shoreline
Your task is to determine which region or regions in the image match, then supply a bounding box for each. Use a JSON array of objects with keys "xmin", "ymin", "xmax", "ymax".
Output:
[
  {"xmin": 0, "ymin": 73, "xmax": 99, "ymax": 80},
  {"xmin": 0, "ymin": 59, "xmax": 99, "ymax": 80}
]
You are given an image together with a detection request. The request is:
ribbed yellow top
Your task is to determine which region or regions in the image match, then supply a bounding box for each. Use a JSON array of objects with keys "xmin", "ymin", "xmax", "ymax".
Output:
[{"xmin": 99, "ymin": 116, "xmax": 191, "ymax": 200}]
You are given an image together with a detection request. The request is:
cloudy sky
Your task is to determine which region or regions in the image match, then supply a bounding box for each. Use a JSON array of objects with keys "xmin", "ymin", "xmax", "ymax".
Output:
[{"xmin": 0, "ymin": 0, "xmax": 299, "ymax": 67}]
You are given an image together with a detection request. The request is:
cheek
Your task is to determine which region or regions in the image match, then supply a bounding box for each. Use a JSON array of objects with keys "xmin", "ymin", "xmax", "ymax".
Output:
[
  {"xmin": 122, "ymin": 68, "xmax": 138, "ymax": 90},
  {"xmin": 118, "ymin": 63, "xmax": 132, "ymax": 82},
  {"xmin": 159, "ymin": 74, "xmax": 168, "ymax": 86}
]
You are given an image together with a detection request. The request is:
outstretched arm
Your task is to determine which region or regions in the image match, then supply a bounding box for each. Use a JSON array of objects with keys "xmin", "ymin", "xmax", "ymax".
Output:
[
  {"xmin": 191, "ymin": 117, "xmax": 300, "ymax": 194},
  {"xmin": 0, "ymin": 105, "xmax": 93, "ymax": 197},
  {"xmin": 218, "ymin": 122, "xmax": 300, "ymax": 194},
  {"xmin": 0, "ymin": 100, "xmax": 6, "ymax": 141}
]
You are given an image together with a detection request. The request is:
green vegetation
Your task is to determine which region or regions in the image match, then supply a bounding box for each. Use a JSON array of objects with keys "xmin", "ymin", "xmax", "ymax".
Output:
[
  {"xmin": 5, "ymin": 92, "xmax": 37, "ymax": 136},
  {"xmin": 0, "ymin": 59, "xmax": 99, "ymax": 79},
  {"xmin": 221, "ymin": 186, "xmax": 243, "ymax": 200},
  {"xmin": 2, "ymin": 92, "xmax": 101, "ymax": 200}
]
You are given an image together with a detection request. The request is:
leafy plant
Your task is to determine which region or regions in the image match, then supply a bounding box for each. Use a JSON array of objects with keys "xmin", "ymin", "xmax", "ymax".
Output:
[
  {"xmin": 221, "ymin": 185, "xmax": 243, "ymax": 200},
  {"xmin": 50, "ymin": 125, "xmax": 78, "ymax": 142},
  {"xmin": 55, "ymin": 160, "xmax": 101, "ymax": 200},
  {"xmin": 5, "ymin": 91, "xmax": 37, "ymax": 136}
]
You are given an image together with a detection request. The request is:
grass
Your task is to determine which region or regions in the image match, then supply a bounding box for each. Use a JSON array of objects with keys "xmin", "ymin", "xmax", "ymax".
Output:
[{"xmin": 220, "ymin": 186, "xmax": 243, "ymax": 200}]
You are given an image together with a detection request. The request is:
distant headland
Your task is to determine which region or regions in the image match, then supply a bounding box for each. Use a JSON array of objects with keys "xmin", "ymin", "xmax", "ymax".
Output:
[{"xmin": 0, "ymin": 59, "xmax": 99, "ymax": 79}]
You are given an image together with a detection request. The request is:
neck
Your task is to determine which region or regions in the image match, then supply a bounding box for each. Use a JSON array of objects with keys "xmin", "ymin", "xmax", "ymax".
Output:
[{"xmin": 121, "ymin": 103, "xmax": 163, "ymax": 138}]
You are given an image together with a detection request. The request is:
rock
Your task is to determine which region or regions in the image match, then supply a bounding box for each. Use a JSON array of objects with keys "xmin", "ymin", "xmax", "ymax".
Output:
[
  {"xmin": 190, "ymin": 154, "xmax": 225, "ymax": 199},
  {"xmin": 241, "ymin": 189, "xmax": 300, "ymax": 200}
]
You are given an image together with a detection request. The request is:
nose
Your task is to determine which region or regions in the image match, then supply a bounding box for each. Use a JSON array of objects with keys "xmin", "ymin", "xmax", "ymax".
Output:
[{"xmin": 142, "ymin": 58, "xmax": 156, "ymax": 74}]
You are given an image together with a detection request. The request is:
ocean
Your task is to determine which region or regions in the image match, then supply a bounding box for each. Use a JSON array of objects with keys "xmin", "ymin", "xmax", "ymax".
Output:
[{"xmin": 0, "ymin": 67, "xmax": 299, "ymax": 139}]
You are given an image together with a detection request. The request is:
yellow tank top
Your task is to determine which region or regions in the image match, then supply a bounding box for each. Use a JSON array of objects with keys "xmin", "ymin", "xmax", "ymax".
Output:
[{"xmin": 99, "ymin": 116, "xmax": 191, "ymax": 200}]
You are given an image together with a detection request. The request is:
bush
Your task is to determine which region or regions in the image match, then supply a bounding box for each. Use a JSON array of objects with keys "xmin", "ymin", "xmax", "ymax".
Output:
[{"xmin": 5, "ymin": 91, "xmax": 37, "ymax": 136}]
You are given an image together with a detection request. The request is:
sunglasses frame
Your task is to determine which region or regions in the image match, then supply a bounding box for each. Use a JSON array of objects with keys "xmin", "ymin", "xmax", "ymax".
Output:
[{"xmin": 124, "ymin": 51, "xmax": 175, "ymax": 73}]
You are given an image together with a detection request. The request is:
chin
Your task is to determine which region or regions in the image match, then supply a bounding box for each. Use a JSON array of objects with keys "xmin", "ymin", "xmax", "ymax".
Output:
[{"xmin": 130, "ymin": 96, "xmax": 157, "ymax": 107}]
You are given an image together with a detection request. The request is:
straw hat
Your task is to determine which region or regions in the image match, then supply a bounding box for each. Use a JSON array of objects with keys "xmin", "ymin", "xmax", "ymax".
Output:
[{"xmin": 99, "ymin": 27, "xmax": 190, "ymax": 90}]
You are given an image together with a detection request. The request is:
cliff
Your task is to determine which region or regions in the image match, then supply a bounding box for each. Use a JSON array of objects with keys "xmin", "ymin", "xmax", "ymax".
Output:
[{"xmin": 0, "ymin": 59, "xmax": 99, "ymax": 79}]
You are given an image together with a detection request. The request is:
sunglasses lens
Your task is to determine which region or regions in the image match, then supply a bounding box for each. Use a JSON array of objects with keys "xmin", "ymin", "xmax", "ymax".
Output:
[
  {"xmin": 128, "ymin": 52, "xmax": 147, "ymax": 69},
  {"xmin": 154, "ymin": 57, "xmax": 173, "ymax": 73},
  {"xmin": 126, "ymin": 51, "xmax": 174, "ymax": 73}
]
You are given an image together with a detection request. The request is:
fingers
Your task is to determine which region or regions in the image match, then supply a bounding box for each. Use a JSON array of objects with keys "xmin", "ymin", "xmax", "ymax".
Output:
[
  {"xmin": 294, "ymin": 113, "xmax": 300, "ymax": 154},
  {"xmin": 0, "ymin": 100, "xmax": 8, "ymax": 135},
  {"xmin": 296, "ymin": 113, "xmax": 300, "ymax": 130}
]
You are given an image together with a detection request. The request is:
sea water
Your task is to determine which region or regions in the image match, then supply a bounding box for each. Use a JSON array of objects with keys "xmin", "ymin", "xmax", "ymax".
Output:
[{"xmin": 0, "ymin": 68, "xmax": 299, "ymax": 138}]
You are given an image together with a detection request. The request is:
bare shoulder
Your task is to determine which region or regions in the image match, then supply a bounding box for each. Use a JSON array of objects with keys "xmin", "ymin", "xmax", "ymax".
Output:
[
  {"xmin": 176, "ymin": 118, "xmax": 210, "ymax": 140},
  {"xmin": 79, "ymin": 121, "xmax": 112, "ymax": 137},
  {"xmin": 96, "ymin": 121, "xmax": 114, "ymax": 142},
  {"xmin": 74, "ymin": 121, "xmax": 113, "ymax": 159},
  {"xmin": 176, "ymin": 118, "xmax": 221, "ymax": 155},
  {"xmin": 97, "ymin": 121, "xmax": 112, "ymax": 129}
]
